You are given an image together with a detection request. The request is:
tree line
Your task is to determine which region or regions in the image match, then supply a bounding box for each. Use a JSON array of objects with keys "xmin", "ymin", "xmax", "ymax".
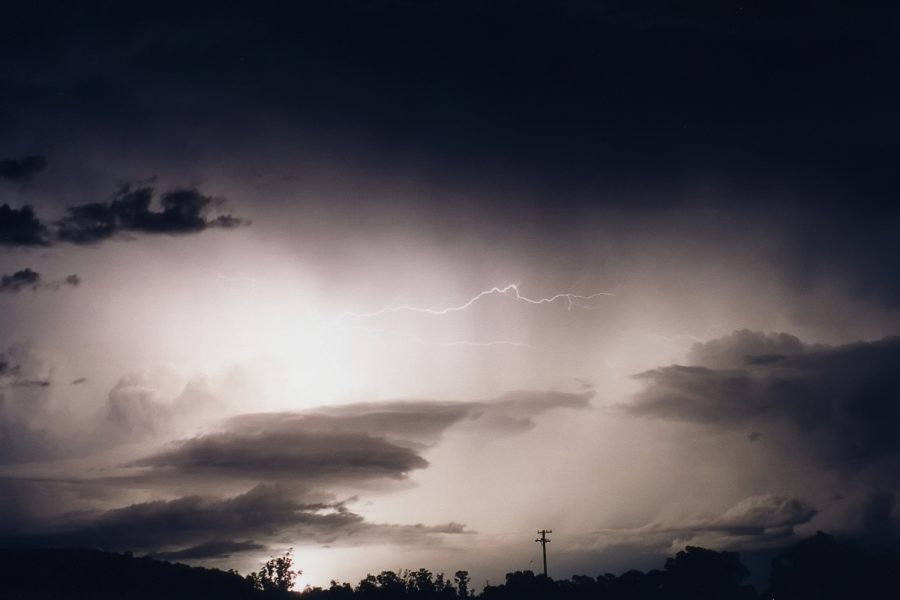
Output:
[
  {"xmin": 1, "ymin": 532, "xmax": 898, "ymax": 599},
  {"xmin": 290, "ymin": 532, "xmax": 900, "ymax": 600}
]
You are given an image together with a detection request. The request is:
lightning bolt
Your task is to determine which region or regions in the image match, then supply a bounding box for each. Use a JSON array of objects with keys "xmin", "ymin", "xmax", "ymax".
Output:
[
  {"xmin": 200, "ymin": 274, "xmax": 616, "ymax": 349},
  {"xmin": 336, "ymin": 283, "xmax": 616, "ymax": 322}
]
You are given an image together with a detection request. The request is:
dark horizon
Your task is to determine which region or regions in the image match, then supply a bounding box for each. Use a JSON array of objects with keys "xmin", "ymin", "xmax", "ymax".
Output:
[{"xmin": 2, "ymin": 530, "xmax": 899, "ymax": 599}]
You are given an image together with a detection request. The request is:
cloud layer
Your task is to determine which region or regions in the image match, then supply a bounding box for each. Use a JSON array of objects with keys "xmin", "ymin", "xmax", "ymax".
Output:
[
  {"xmin": 631, "ymin": 493, "xmax": 818, "ymax": 550},
  {"xmin": 55, "ymin": 184, "xmax": 246, "ymax": 245},
  {"xmin": 630, "ymin": 331, "xmax": 900, "ymax": 474},
  {"xmin": 0, "ymin": 204, "xmax": 47, "ymax": 246},
  {"xmin": 624, "ymin": 330, "xmax": 900, "ymax": 551},
  {"xmin": 131, "ymin": 431, "xmax": 429, "ymax": 482},
  {"xmin": 0, "ymin": 269, "xmax": 80, "ymax": 293},
  {"xmin": 0, "ymin": 385, "xmax": 587, "ymax": 563},
  {"xmin": 1, "ymin": 171, "xmax": 245, "ymax": 247},
  {"xmin": 6, "ymin": 484, "xmax": 466, "ymax": 555}
]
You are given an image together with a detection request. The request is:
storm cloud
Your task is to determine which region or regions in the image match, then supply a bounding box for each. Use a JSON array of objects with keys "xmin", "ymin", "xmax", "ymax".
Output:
[
  {"xmin": 55, "ymin": 184, "xmax": 246, "ymax": 245},
  {"xmin": 4, "ymin": 484, "xmax": 467, "ymax": 555},
  {"xmin": 0, "ymin": 386, "xmax": 581, "ymax": 565},
  {"xmin": 131, "ymin": 431, "xmax": 429, "ymax": 482},
  {"xmin": 149, "ymin": 539, "xmax": 265, "ymax": 561},
  {"xmin": 0, "ymin": 205, "xmax": 47, "ymax": 246},
  {"xmin": 1, "ymin": 1, "xmax": 898, "ymax": 588},
  {"xmin": 1, "ymin": 182, "xmax": 245, "ymax": 248},
  {"xmin": 693, "ymin": 493, "xmax": 818, "ymax": 538},
  {"xmin": 229, "ymin": 389, "xmax": 594, "ymax": 445},
  {"xmin": 631, "ymin": 493, "xmax": 819, "ymax": 550},
  {"xmin": 128, "ymin": 390, "xmax": 591, "ymax": 483},
  {"xmin": 0, "ymin": 269, "xmax": 40, "ymax": 292},
  {"xmin": 630, "ymin": 331, "xmax": 900, "ymax": 475},
  {"xmin": 0, "ymin": 269, "xmax": 81, "ymax": 293}
]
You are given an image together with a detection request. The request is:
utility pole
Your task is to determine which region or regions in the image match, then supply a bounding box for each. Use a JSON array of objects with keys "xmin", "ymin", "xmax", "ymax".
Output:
[{"xmin": 535, "ymin": 529, "xmax": 552, "ymax": 578}]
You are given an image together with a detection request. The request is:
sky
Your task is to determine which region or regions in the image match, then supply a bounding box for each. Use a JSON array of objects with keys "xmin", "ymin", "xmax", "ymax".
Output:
[{"xmin": 1, "ymin": 0, "xmax": 899, "ymax": 589}]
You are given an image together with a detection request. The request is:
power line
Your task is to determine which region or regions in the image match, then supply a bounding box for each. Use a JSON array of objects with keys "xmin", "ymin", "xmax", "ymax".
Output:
[{"xmin": 535, "ymin": 529, "xmax": 552, "ymax": 578}]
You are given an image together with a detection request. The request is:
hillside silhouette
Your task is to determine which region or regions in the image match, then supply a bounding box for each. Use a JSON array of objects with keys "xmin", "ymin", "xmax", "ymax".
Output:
[
  {"xmin": 0, "ymin": 548, "xmax": 256, "ymax": 599},
  {"xmin": 1, "ymin": 533, "xmax": 898, "ymax": 599}
]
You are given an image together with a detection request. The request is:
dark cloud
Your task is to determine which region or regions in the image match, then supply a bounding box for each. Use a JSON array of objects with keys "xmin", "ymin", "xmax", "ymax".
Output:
[
  {"xmin": 0, "ymin": 3, "xmax": 897, "ymax": 309},
  {"xmin": 0, "ymin": 268, "xmax": 82, "ymax": 293},
  {"xmin": 0, "ymin": 269, "xmax": 40, "ymax": 292},
  {"xmin": 55, "ymin": 184, "xmax": 247, "ymax": 245},
  {"xmin": 0, "ymin": 205, "xmax": 48, "ymax": 247},
  {"xmin": 0, "ymin": 387, "xmax": 589, "ymax": 562},
  {"xmin": 130, "ymin": 430, "xmax": 429, "ymax": 482},
  {"xmin": 0, "ymin": 156, "xmax": 46, "ymax": 183},
  {"xmin": 6, "ymin": 484, "xmax": 355, "ymax": 551},
  {"xmin": 686, "ymin": 494, "xmax": 817, "ymax": 539},
  {"xmin": 125, "ymin": 391, "xmax": 591, "ymax": 489},
  {"xmin": 630, "ymin": 331, "xmax": 900, "ymax": 474},
  {"xmin": 149, "ymin": 539, "xmax": 265, "ymax": 560},
  {"xmin": 3, "ymin": 3, "xmax": 894, "ymax": 224},
  {"xmin": 683, "ymin": 330, "xmax": 810, "ymax": 369},
  {"xmin": 607, "ymin": 493, "xmax": 818, "ymax": 553},
  {"xmin": 229, "ymin": 389, "xmax": 594, "ymax": 445},
  {"xmin": 2, "ymin": 2, "xmax": 893, "ymax": 193},
  {"xmin": 238, "ymin": 401, "xmax": 476, "ymax": 446},
  {"xmin": 0, "ymin": 181, "xmax": 245, "ymax": 248},
  {"xmin": 4, "ymin": 484, "xmax": 466, "ymax": 554}
]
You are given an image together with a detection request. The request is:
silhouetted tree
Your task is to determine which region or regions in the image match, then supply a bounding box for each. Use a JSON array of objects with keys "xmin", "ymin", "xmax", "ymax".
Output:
[
  {"xmin": 661, "ymin": 546, "xmax": 755, "ymax": 600},
  {"xmin": 606, "ymin": 568, "xmax": 663, "ymax": 600},
  {"xmin": 406, "ymin": 568, "xmax": 436, "ymax": 596},
  {"xmin": 247, "ymin": 549, "xmax": 302, "ymax": 594},
  {"xmin": 454, "ymin": 571, "xmax": 471, "ymax": 599},
  {"xmin": 434, "ymin": 572, "xmax": 457, "ymax": 599},
  {"xmin": 482, "ymin": 570, "xmax": 556, "ymax": 600},
  {"xmin": 328, "ymin": 581, "xmax": 354, "ymax": 599}
]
